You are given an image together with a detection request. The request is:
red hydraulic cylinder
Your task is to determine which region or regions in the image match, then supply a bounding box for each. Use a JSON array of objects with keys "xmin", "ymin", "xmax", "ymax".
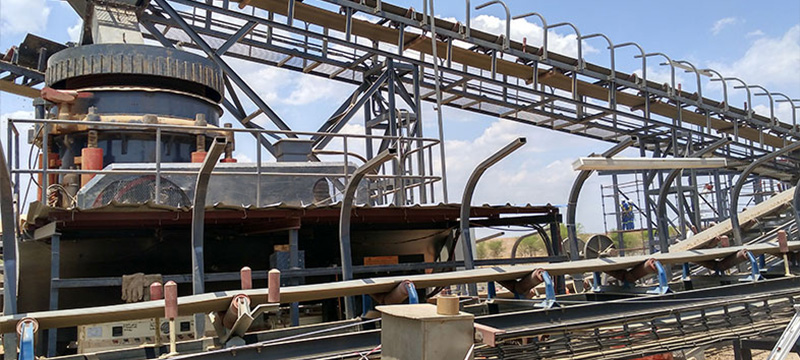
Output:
[
  {"xmin": 81, "ymin": 147, "xmax": 104, "ymax": 187},
  {"xmin": 191, "ymin": 152, "xmax": 207, "ymax": 163}
]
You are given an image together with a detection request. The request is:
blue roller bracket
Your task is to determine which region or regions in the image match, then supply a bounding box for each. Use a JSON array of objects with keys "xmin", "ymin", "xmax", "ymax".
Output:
[
  {"xmin": 19, "ymin": 319, "xmax": 37, "ymax": 360},
  {"xmin": 534, "ymin": 270, "xmax": 560, "ymax": 309},
  {"xmin": 406, "ymin": 282, "xmax": 419, "ymax": 304},
  {"xmin": 743, "ymin": 251, "xmax": 764, "ymax": 282},
  {"xmin": 647, "ymin": 260, "xmax": 672, "ymax": 295},
  {"xmin": 487, "ymin": 282, "xmax": 497, "ymax": 299}
]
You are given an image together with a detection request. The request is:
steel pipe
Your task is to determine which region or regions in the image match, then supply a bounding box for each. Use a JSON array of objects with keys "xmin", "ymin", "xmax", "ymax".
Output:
[
  {"xmin": 339, "ymin": 148, "xmax": 397, "ymax": 318},
  {"xmin": 460, "ymin": 137, "xmax": 526, "ymax": 296},
  {"xmin": 610, "ymin": 42, "xmax": 646, "ymax": 88},
  {"xmin": 731, "ymin": 141, "xmax": 800, "ymax": 245},
  {"xmin": 673, "ymin": 60, "xmax": 704, "ymax": 105},
  {"xmin": 656, "ymin": 137, "xmax": 731, "ymax": 252},
  {"xmin": 190, "ymin": 138, "xmax": 227, "ymax": 337},
  {"xmin": 701, "ymin": 68, "xmax": 728, "ymax": 111},
  {"xmin": 513, "ymin": 12, "xmax": 548, "ymax": 60},
  {"xmin": 566, "ymin": 136, "xmax": 635, "ymax": 261},
  {"xmin": 475, "ymin": 0, "xmax": 510, "ymax": 49},
  {"xmin": 794, "ymin": 177, "xmax": 800, "ymax": 238},
  {"xmin": 0, "ymin": 138, "xmax": 18, "ymax": 360},
  {"xmin": 546, "ymin": 22, "xmax": 582, "ymax": 69}
]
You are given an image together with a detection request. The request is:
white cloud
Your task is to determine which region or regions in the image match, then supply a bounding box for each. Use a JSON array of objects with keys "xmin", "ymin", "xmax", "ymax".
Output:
[
  {"xmin": 67, "ymin": 19, "xmax": 83, "ymax": 42},
  {"xmin": 711, "ymin": 17, "xmax": 739, "ymax": 35},
  {"xmin": 746, "ymin": 30, "xmax": 765, "ymax": 38},
  {"xmin": 0, "ymin": 0, "xmax": 50, "ymax": 34},
  {"xmin": 469, "ymin": 15, "xmax": 597, "ymax": 59},
  {"xmin": 708, "ymin": 25, "xmax": 800, "ymax": 88}
]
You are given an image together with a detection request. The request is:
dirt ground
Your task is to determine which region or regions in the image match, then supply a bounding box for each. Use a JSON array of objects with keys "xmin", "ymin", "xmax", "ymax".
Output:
[{"xmin": 698, "ymin": 345, "xmax": 799, "ymax": 360}]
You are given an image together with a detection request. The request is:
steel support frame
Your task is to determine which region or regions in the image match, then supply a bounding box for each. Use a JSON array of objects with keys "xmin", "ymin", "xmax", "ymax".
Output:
[
  {"xmin": 731, "ymin": 141, "xmax": 800, "ymax": 245},
  {"xmin": 147, "ymin": 0, "xmax": 798, "ymax": 178},
  {"xmin": 151, "ymin": 0, "xmax": 296, "ymax": 156},
  {"xmin": 339, "ymin": 148, "xmax": 397, "ymax": 318},
  {"xmin": 656, "ymin": 137, "xmax": 731, "ymax": 252},
  {"xmin": 459, "ymin": 137, "xmax": 526, "ymax": 296},
  {"xmin": 190, "ymin": 138, "xmax": 227, "ymax": 337},
  {"xmin": 0, "ymin": 138, "xmax": 18, "ymax": 360}
]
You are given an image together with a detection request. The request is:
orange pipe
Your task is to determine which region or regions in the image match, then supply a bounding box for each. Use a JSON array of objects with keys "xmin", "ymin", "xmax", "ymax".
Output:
[{"xmin": 80, "ymin": 147, "xmax": 104, "ymax": 187}]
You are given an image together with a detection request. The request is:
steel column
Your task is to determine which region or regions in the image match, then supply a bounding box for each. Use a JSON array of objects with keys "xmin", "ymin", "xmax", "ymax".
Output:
[
  {"xmin": 339, "ymin": 148, "xmax": 397, "ymax": 318},
  {"xmin": 794, "ymin": 177, "xmax": 800, "ymax": 239},
  {"xmin": 731, "ymin": 141, "xmax": 800, "ymax": 245},
  {"xmin": 190, "ymin": 138, "xmax": 227, "ymax": 337},
  {"xmin": 0, "ymin": 138, "xmax": 18, "ymax": 360},
  {"xmin": 460, "ymin": 137, "xmax": 526, "ymax": 296},
  {"xmin": 289, "ymin": 229, "xmax": 300, "ymax": 326},
  {"xmin": 48, "ymin": 233, "xmax": 61, "ymax": 357}
]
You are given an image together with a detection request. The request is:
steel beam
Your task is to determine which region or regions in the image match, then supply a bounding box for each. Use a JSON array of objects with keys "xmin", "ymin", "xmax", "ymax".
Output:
[
  {"xmin": 339, "ymin": 148, "xmax": 397, "ymax": 318},
  {"xmin": 656, "ymin": 137, "xmax": 731, "ymax": 252},
  {"xmin": 190, "ymin": 138, "xmax": 227, "ymax": 337},
  {"xmin": 731, "ymin": 141, "xmax": 800, "ymax": 245},
  {"xmin": 460, "ymin": 137, "xmax": 526, "ymax": 296},
  {"xmin": 0, "ymin": 138, "xmax": 18, "ymax": 360},
  {"xmin": 795, "ymin": 178, "xmax": 800, "ymax": 240},
  {"xmin": 152, "ymin": 0, "xmax": 295, "ymax": 154}
]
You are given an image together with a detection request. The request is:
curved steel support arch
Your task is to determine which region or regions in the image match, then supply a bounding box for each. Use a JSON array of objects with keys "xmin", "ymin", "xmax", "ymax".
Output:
[
  {"xmin": 566, "ymin": 136, "xmax": 635, "ymax": 261},
  {"xmin": 513, "ymin": 12, "xmax": 548, "ymax": 60},
  {"xmin": 475, "ymin": 0, "xmax": 510, "ymax": 50},
  {"xmin": 673, "ymin": 60, "xmax": 704, "ymax": 105},
  {"xmin": 794, "ymin": 177, "xmax": 800, "ymax": 235},
  {"xmin": 640, "ymin": 52, "xmax": 674, "ymax": 97},
  {"xmin": 701, "ymin": 68, "xmax": 728, "ymax": 111},
  {"xmin": 580, "ymin": 33, "xmax": 614, "ymax": 78},
  {"xmin": 339, "ymin": 148, "xmax": 397, "ymax": 318},
  {"xmin": 460, "ymin": 137, "xmax": 526, "ymax": 296},
  {"xmin": 772, "ymin": 93, "xmax": 798, "ymax": 129},
  {"xmin": 510, "ymin": 226, "xmax": 549, "ymax": 259},
  {"xmin": 546, "ymin": 22, "xmax": 582, "ymax": 69},
  {"xmin": 731, "ymin": 141, "xmax": 800, "ymax": 245},
  {"xmin": 751, "ymin": 85, "xmax": 777, "ymax": 127},
  {"xmin": 610, "ymin": 42, "xmax": 646, "ymax": 88},
  {"xmin": 719, "ymin": 77, "xmax": 753, "ymax": 119},
  {"xmin": 656, "ymin": 137, "xmax": 731, "ymax": 252}
]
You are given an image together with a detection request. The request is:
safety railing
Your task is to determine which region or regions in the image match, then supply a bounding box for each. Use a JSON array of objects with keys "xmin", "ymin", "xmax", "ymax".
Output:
[{"xmin": 5, "ymin": 118, "xmax": 443, "ymax": 218}]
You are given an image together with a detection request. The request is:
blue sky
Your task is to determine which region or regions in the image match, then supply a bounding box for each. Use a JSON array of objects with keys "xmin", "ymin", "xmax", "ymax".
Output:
[{"xmin": 1, "ymin": 0, "xmax": 799, "ymax": 233}]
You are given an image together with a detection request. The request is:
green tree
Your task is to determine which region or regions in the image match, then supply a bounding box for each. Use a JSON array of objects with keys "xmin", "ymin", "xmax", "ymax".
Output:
[
  {"xmin": 487, "ymin": 240, "xmax": 505, "ymax": 258},
  {"xmin": 477, "ymin": 242, "xmax": 488, "ymax": 259}
]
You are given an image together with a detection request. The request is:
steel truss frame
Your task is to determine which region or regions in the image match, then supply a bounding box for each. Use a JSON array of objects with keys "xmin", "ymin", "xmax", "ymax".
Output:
[{"xmin": 138, "ymin": 0, "xmax": 798, "ymax": 174}]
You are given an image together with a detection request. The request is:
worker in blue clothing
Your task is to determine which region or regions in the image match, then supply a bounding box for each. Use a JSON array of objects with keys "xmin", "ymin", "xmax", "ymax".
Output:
[{"xmin": 620, "ymin": 200, "xmax": 635, "ymax": 230}]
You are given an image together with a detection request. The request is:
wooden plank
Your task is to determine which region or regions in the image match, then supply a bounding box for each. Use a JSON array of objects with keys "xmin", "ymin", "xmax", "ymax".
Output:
[
  {"xmin": 572, "ymin": 157, "xmax": 728, "ymax": 171},
  {"xmin": 0, "ymin": 241, "xmax": 797, "ymax": 333},
  {"xmin": 0, "ymin": 80, "xmax": 39, "ymax": 99},
  {"xmin": 671, "ymin": 187, "xmax": 796, "ymax": 252}
]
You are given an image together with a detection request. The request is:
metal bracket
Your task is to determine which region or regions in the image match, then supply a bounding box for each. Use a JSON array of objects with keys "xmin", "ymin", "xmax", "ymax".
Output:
[
  {"xmin": 743, "ymin": 251, "xmax": 764, "ymax": 282},
  {"xmin": 17, "ymin": 318, "xmax": 38, "ymax": 360},
  {"xmin": 647, "ymin": 260, "xmax": 672, "ymax": 295},
  {"xmin": 534, "ymin": 270, "xmax": 559, "ymax": 309},
  {"xmin": 406, "ymin": 282, "xmax": 419, "ymax": 304}
]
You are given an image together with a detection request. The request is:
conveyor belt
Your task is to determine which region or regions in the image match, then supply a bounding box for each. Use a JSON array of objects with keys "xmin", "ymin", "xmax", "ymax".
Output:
[{"xmin": 0, "ymin": 241, "xmax": 796, "ymax": 333}]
